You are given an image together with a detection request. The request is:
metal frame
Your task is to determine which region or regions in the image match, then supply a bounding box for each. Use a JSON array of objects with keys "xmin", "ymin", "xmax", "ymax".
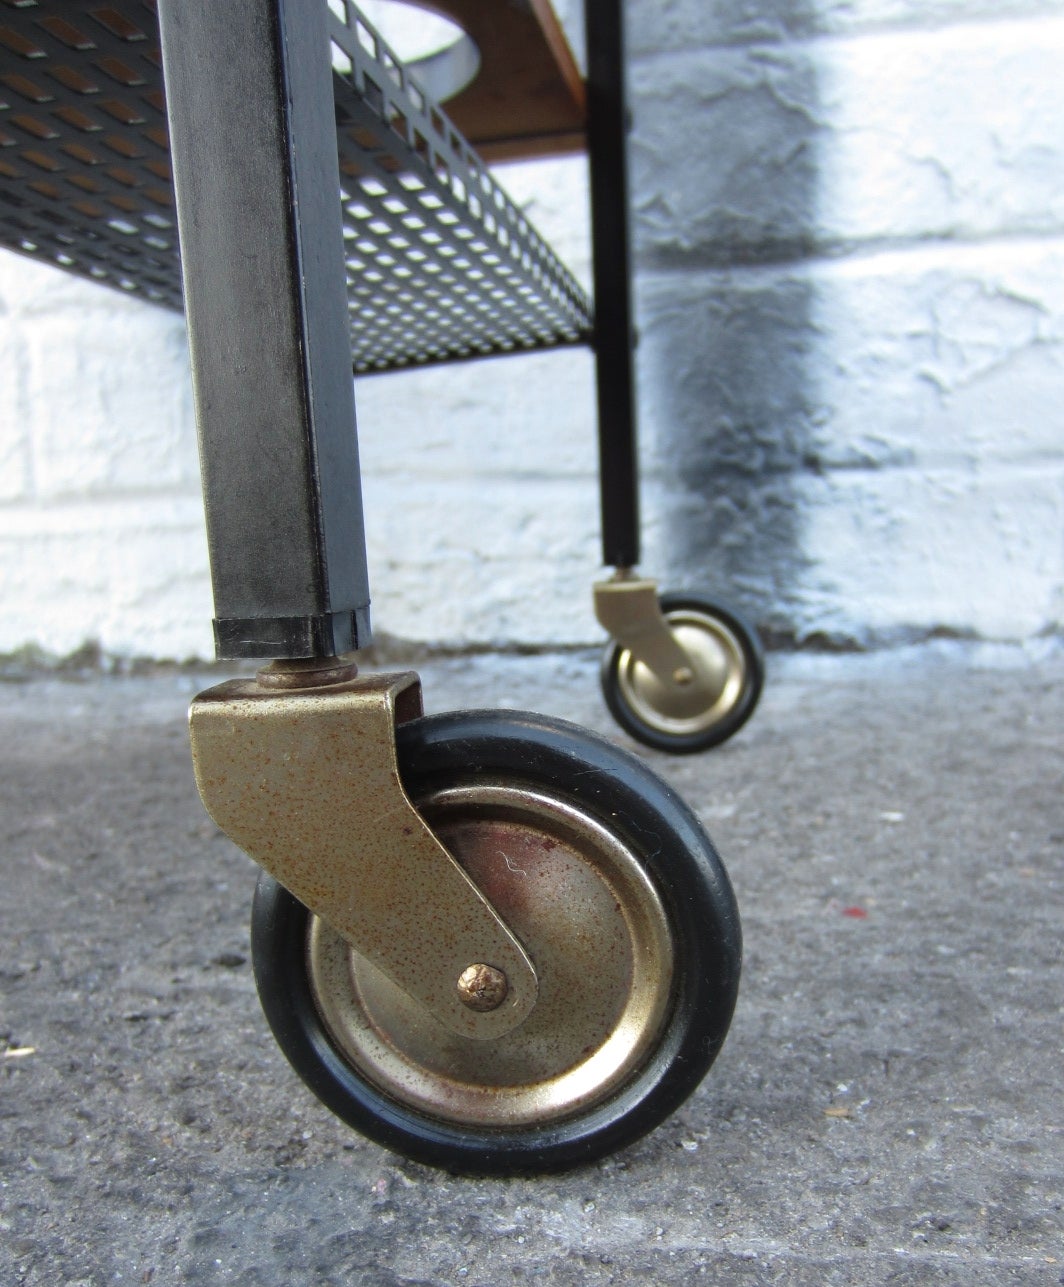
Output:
[
  {"xmin": 157, "ymin": 0, "xmax": 371, "ymax": 659},
  {"xmin": 0, "ymin": 0, "xmax": 592, "ymax": 373},
  {"xmin": 584, "ymin": 0, "xmax": 640, "ymax": 572},
  {"xmin": 326, "ymin": 0, "xmax": 590, "ymax": 371},
  {"xmin": 0, "ymin": 0, "xmax": 643, "ymax": 653},
  {"xmin": 0, "ymin": 0, "xmax": 179, "ymax": 307}
]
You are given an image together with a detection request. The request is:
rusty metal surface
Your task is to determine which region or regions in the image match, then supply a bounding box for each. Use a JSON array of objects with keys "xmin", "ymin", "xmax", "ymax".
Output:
[
  {"xmin": 188, "ymin": 670, "xmax": 538, "ymax": 1040},
  {"xmin": 308, "ymin": 781, "xmax": 674, "ymax": 1127}
]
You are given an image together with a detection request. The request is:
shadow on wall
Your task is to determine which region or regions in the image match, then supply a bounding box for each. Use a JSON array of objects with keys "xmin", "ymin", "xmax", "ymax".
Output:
[{"xmin": 631, "ymin": 8, "xmax": 824, "ymax": 643}]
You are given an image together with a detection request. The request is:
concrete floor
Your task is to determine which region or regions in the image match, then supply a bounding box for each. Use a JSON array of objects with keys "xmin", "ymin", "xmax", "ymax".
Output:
[{"xmin": 1, "ymin": 644, "xmax": 1062, "ymax": 1285}]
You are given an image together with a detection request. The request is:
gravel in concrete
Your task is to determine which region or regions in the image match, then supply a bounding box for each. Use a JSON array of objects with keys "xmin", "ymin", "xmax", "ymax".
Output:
[{"xmin": 1, "ymin": 644, "xmax": 1062, "ymax": 1284}]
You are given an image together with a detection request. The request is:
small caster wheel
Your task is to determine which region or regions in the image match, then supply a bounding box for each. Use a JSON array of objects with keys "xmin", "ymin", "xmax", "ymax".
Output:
[
  {"xmin": 602, "ymin": 592, "xmax": 764, "ymax": 755},
  {"xmin": 251, "ymin": 709, "xmax": 740, "ymax": 1174}
]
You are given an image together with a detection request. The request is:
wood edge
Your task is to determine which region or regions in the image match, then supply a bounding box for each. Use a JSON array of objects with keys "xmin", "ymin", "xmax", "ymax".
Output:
[{"xmin": 473, "ymin": 130, "xmax": 587, "ymax": 165}]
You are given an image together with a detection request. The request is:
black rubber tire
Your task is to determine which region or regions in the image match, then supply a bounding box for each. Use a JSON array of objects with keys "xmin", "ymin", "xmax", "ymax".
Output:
[
  {"xmin": 601, "ymin": 592, "xmax": 765, "ymax": 755},
  {"xmin": 251, "ymin": 708, "xmax": 741, "ymax": 1175}
]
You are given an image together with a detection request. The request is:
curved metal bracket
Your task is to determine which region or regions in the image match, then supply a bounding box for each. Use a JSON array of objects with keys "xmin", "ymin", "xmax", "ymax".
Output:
[
  {"xmin": 594, "ymin": 577, "xmax": 692, "ymax": 684},
  {"xmin": 189, "ymin": 670, "xmax": 538, "ymax": 1040}
]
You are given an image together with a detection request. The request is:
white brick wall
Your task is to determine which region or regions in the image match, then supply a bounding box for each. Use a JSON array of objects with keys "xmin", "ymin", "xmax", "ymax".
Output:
[
  {"xmin": 1, "ymin": 0, "xmax": 1062, "ymax": 659},
  {"xmin": 0, "ymin": 262, "xmax": 213, "ymax": 658},
  {"xmin": 629, "ymin": 5, "xmax": 1064, "ymax": 645}
]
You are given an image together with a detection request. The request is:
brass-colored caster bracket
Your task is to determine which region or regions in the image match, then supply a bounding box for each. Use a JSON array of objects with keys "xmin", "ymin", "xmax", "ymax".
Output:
[
  {"xmin": 189, "ymin": 664, "xmax": 538, "ymax": 1040},
  {"xmin": 594, "ymin": 575, "xmax": 695, "ymax": 689},
  {"xmin": 597, "ymin": 581, "xmax": 764, "ymax": 754}
]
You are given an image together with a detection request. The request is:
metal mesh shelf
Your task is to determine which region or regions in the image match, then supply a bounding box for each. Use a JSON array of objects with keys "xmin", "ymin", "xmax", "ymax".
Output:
[{"xmin": 0, "ymin": 0, "xmax": 593, "ymax": 372}]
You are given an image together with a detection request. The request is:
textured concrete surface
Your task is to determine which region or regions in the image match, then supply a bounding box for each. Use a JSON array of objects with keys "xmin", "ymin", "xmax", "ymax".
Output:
[{"xmin": 1, "ymin": 644, "xmax": 1062, "ymax": 1284}]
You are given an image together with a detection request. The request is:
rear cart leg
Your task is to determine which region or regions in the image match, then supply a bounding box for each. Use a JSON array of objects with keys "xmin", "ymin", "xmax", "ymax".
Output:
[{"xmin": 584, "ymin": 0, "xmax": 763, "ymax": 753}]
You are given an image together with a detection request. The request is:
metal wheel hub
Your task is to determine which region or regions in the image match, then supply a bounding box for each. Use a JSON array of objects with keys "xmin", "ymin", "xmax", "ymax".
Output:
[
  {"xmin": 307, "ymin": 781, "xmax": 674, "ymax": 1128},
  {"xmin": 617, "ymin": 609, "xmax": 746, "ymax": 736}
]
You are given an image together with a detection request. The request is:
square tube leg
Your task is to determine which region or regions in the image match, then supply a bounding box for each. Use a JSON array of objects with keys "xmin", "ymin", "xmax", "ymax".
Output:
[{"xmin": 158, "ymin": 0, "xmax": 371, "ymax": 659}]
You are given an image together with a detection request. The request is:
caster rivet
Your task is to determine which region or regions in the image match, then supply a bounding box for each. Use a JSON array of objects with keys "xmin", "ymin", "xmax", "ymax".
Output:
[
  {"xmin": 672, "ymin": 667, "xmax": 694, "ymax": 686},
  {"xmin": 457, "ymin": 963, "xmax": 508, "ymax": 1012}
]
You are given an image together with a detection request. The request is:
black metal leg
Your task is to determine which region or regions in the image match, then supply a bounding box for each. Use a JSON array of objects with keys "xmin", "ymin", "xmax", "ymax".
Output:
[
  {"xmin": 157, "ymin": 0, "xmax": 371, "ymax": 660},
  {"xmin": 585, "ymin": 0, "xmax": 640, "ymax": 571}
]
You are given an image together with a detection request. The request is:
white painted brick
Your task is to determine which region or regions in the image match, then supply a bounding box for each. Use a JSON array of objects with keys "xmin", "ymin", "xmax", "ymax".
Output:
[
  {"xmin": 810, "ymin": 244, "xmax": 1064, "ymax": 468},
  {"xmin": 355, "ymin": 346, "xmax": 597, "ymax": 480},
  {"xmin": 631, "ymin": 19, "xmax": 1064, "ymax": 260},
  {"xmin": 362, "ymin": 474, "xmax": 601, "ymax": 645},
  {"xmin": 637, "ymin": 238, "xmax": 1064, "ymax": 482},
  {"xmin": 640, "ymin": 461, "xmax": 1064, "ymax": 645},
  {"xmin": 24, "ymin": 297, "xmax": 196, "ymax": 500},
  {"xmin": 637, "ymin": 272, "xmax": 820, "ymax": 481},
  {"xmin": 0, "ymin": 497, "xmax": 212, "ymax": 658},
  {"xmin": 799, "ymin": 464, "xmax": 1064, "ymax": 641},
  {"xmin": 637, "ymin": 471, "xmax": 815, "ymax": 637},
  {"xmin": 0, "ymin": 323, "xmax": 30, "ymax": 503},
  {"xmin": 634, "ymin": 235, "xmax": 1064, "ymax": 643},
  {"xmin": 631, "ymin": 48, "xmax": 820, "ymax": 263},
  {"xmin": 348, "ymin": 343, "xmax": 601, "ymax": 647},
  {"xmin": 3, "ymin": 4, "xmax": 1064, "ymax": 659},
  {"xmin": 816, "ymin": 21, "xmax": 1064, "ymax": 245},
  {"xmin": 628, "ymin": 0, "xmax": 1064, "ymax": 55}
]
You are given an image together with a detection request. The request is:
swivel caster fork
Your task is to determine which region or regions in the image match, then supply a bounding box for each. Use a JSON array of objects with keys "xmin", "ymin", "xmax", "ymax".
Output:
[
  {"xmin": 191, "ymin": 659, "xmax": 741, "ymax": 1173},
  {"xmin": 594, "ymin": 575, "xmax": 765, "ymax": 754}
]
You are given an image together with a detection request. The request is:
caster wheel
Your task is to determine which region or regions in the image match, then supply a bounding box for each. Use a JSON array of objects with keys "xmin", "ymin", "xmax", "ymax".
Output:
[
  {"xmin": 251, "ymin": 709, "xmax": 740, "ymax": 1174},
  {"xmin": 602, "ymin": 592, "xmax": 764, "ymax": 755}
]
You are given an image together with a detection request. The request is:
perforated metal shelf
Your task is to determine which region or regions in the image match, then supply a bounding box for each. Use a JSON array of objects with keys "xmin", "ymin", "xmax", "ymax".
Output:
[{"xmin": 0, "ymin": 0, "xmax": 593, "ymax": 372}]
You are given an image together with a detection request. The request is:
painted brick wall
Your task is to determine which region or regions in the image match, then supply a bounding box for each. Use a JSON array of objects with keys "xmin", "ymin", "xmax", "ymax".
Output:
[
  {"xmin": 630, "ymin": 2, "xmax": 1064, "ymax": 646},
  {"xmin": 1, "ymin": 0, "xmax": 1062, "ymax": 659},
  {"xmin": 0, "ymin": 263, "xmax": 210, "ymax": 658}
]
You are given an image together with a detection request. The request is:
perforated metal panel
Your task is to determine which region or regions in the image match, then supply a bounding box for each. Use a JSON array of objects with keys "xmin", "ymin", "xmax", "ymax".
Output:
[
  {"xmin": 0, "ymin": 0, "xmax": 593, "ymax": 372},
  {"xmin": 327, "ymin": 0, "xmax": 590, "ymax": 370}
]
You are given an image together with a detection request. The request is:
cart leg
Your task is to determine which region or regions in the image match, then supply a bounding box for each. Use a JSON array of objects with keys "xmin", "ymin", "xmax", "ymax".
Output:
[
  {"xmin": 585, "ymin": 0, "xmax": 764, "ymax": 752},
  {"xmin": 158, "ymin": 0, "xmax": 370, "ymax": 660},
  {"xmin": 585, "ymin": 0, "xmax": 640, "ymax": 573},
  {"xmin": 157, "ymin": 0, "xmax": 740, "ymax": 1170}
]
